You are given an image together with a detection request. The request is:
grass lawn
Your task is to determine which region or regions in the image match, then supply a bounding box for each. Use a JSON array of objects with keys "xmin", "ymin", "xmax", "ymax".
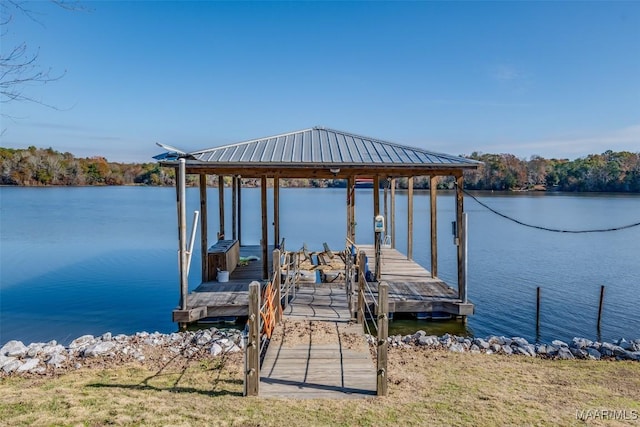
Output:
[{"xmin": 1, "ymin": 348, "xmax": 639, "ymax": 426}]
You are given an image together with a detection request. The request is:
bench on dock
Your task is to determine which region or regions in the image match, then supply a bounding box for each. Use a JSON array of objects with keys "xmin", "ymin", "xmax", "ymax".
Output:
[{"xmin": 206, "ymin": 239, "xmax": 240, "ymax": 281}]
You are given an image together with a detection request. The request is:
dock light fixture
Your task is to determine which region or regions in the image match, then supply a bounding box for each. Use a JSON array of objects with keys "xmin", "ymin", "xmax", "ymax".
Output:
[{"xmin": 330, "ymin": 168, "xmax": 340, "ymax": 175}]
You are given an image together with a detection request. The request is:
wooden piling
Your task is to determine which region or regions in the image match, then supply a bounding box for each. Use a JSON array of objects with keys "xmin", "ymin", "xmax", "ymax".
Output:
[
  {"xmin": 232, "ymin": 176, "xmax": 237, "ymax": 240},
  {"xmin": 455, "ymin": 174, "xmax": 466, "ymax": 302},
  {"xmin": 377, "ymin": 281, "xmax": 389, "ymax": 396},
  {"xmin": 237, "ymin": 178, "xmax": 242, "ymax": 245},
  {"xmin": 261, "ymin": 176, "xmax": 268, "ymax": 280},
  {"xmin": 357, "ymin": 252, "xmax": 365, "ymax": 324},
  {"xmin": 178, "ymin": 159, "xmax": 187, "ymax": 312},
  {"xmin": 273, "ymin": 249, "xmax": 282, "ymax": 323},
  {"xmin": 273, "ymin": 177, "xmax": 280, "ymax": 248},
  {"xmin": 347, "ymin": 175, "xmax": 355, "ymax": 243},
  {"xmin": 407, "ymin": 176, "xmax": 414, "ymax": 260},
  {"xmin": 218, "ymin": 175, "xmax": 225, "ymax": 239},
  {"xmin": 536, "ymin": 286, "xmax": 541, "ymax": 336},
  {"xmin": 245, "ymin": 281, "xmax": 260, "ymax": 396},
  {"xmin": 373, "ymin": 175, "xmax": 381, "ymax": 281},
  {"xmin": 429, "ymin": 175, "xmax": 438, "ymax": 278},
  {"xmin": 390, "ymin": 178, "xmax": 396, "ymax": 249},
  {"xmin": 199, "ymin": 174, "xmax": 208, "ymax": 282},
  {"xmin": 597, "ymin": 285, "xmax": 605, "ymax": 331}
]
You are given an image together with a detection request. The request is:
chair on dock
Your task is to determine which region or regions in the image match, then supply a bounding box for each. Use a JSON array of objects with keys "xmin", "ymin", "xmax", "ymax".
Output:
[{"xmin": 317, "ymin": 242, "xmax": 346, "ymax": 283}]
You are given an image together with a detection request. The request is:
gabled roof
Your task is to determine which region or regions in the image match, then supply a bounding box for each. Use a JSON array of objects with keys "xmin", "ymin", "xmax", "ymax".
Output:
[{"xmin": 156, "ymin": 126, "xmax": 480, "ymax": 177}]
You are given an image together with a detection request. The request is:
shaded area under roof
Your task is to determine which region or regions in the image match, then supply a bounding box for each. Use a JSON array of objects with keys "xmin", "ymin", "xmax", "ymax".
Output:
[{"xmin": 156, "ymin": 126, "xmax": 480, "ymax": 178}]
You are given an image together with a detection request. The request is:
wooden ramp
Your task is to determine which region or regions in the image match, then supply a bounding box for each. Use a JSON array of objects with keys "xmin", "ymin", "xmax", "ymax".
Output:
[{"xmin": 260, "ymin": 284, "xmax": 377, "ymax": 399}]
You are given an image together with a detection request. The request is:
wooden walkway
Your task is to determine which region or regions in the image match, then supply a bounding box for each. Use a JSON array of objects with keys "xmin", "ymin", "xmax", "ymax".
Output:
[
  {"xmin": 358, "ymin": 245, "xmax": 474, "ymax": 316},
  {"xmin": 260, "ymin": 284, "xmax": 377, "ymax": 399}
]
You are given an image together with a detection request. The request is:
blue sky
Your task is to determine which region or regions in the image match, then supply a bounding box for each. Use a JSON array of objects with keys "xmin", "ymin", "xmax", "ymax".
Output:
[{"xmin": 1, "ymin": 1, "xmax": 639, "ymax": 163}]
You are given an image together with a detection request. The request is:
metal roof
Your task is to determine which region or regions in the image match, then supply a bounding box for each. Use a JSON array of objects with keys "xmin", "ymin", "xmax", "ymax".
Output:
[
  {"xmin": 184, "ymin": 127, "xmax": 478, "ymax": 167},
  {"xmin": 155, "ymin": 127, "xmax": 480, "ymax": 178}
]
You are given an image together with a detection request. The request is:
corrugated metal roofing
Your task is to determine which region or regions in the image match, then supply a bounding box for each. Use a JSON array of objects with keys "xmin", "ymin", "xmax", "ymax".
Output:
[{"xmin": 183, "ymin": 127, "xmax": 479, "ymax": 167}]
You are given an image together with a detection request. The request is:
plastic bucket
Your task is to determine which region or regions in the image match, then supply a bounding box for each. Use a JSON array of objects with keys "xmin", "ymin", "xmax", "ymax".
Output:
[{"xmin": 217, "ymin": 271, "xmax": 229, "ymax": 282}]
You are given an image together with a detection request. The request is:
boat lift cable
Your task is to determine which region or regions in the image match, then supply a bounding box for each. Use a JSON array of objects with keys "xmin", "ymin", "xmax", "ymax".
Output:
[{"xmin": 463, "ymin": 189, "xmax": 640, "ymax": 233}]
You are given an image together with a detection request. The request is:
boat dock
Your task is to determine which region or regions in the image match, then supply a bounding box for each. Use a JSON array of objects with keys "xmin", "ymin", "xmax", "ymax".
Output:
[
  {"xmin": 158, "ymin": 126, "xmax": 481, "ymax": 396},
  {"xmin": 173, "ymin": 243, "xmax": 473, "ymax": 323}
]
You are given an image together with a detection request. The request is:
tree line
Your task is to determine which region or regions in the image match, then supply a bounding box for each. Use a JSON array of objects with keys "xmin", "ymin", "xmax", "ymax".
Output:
[{"xmin": 1, "ymin": 146, "xmax": 639, "ymax": 192}]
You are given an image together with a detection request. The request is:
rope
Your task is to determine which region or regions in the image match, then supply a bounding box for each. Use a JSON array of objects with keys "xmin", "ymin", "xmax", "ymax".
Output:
[{"xmin": 463, "ymin": 190, "xmax": 640, "ymax": 233}]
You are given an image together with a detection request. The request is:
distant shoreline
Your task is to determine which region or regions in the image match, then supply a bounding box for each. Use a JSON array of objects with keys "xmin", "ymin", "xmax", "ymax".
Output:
[{"xmin": 2, "ymin": 146, "xmax": 639, "ymax": 192}]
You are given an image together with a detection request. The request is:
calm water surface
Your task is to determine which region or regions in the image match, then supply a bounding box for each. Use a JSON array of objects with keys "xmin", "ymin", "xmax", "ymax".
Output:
[{"xmin": 1, "ymin": 187, "xmax": 638, "ymax": 345}]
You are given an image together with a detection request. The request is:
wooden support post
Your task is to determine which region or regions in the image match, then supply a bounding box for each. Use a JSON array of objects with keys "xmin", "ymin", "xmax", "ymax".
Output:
[
  {"xmin": 383, "ymin": 179, "xmax": 388, "ymax": 234},
  {"xmin": 390, "ymin": 178, "xmax": 396, "ymax": 249},
  {"xmin": 373, "ymin": 175, "xmax": 381, "ymax": 281},
  {"xmin": 274, "ymin": 176, "xmax": 280, "ymax": 248},
  {"xmin": 238, "ymin": 177, "xmax": 242, "ymax": 246},
  {"xmin": 377, "ymin": 281, "xmax": 389, "ymax": 397},
  {"xmin": 273, "ymin": 248, "xmax": 282, "ymax": 323},
  {"xmin": 347, "ymin": 175, "xmax": 355, "ymax": 243},
  {"xmin": 536, "ymin": 286, "xmax": 541, "ymax": 338},
  {"xmin": 178, "ymin": 159, "xmax": 188, "ymax": 312},
  {"xmin": 199, "ymin": 174, "xmax": 209, "ymax": 282},
  {"xmin": 357, "ymin": 252, "xmax": 365, "ymax": 324},
  {"xmin": 218, "ymin": 175, "xmax": 225, "ymax": 240},
  {"xmin": 456, "ymin": 174, "xmax": 467, "ymax": 303},
  {"xmin": 429, "ymin": 175, "xmax": 438, "ymax": 278},
  {"xmin": 407, "ymin": 176, "xmax": 414, "ymax": 260},
  {"xmin": 597, "ymin": 285, "xmax": 605, "ymax": 331},
  {"xmin": 261, "ymin": 176, "xmax": 269, "ymax": 280},
  {"xmin": 232, "ymin": 176, "xmax": 237, "ymax": 240},
  {"xmin": 245, "ymin": 281, "xmax": 260, "ymax": 396}
]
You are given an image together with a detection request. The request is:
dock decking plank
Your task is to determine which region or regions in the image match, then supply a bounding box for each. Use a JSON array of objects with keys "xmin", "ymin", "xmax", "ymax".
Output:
[{"xmin": 259, "ymin": 285, "xmax": 377, "ymax": 399}]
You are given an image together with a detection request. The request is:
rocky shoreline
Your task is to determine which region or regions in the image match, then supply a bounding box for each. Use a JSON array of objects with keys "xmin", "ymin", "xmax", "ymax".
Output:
[
  {"xmin": 0, "ymin": 328, "xmax": 244, "ymax": 376},
  {"xmin": 1, "ymin": 328, "xmax": 639, "ymax": 376},
  {"xmin": 373, "ymin": 331, "xmax": 640, "ymax": 361}
]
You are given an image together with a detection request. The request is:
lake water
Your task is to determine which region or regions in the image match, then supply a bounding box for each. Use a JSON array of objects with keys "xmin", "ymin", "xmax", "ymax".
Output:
[{"xmin": 1, "ymin": 186, "xmax": 639, "ymax": 346}]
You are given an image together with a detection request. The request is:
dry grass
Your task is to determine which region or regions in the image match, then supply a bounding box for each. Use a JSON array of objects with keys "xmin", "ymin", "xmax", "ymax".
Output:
[{"xmin": 1, "ymin": 347, "xmax": 639, "ymax": 426}]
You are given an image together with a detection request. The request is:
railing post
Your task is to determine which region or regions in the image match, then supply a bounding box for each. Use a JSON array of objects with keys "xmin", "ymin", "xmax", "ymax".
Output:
[
  {"xmin": 345, "ymin": 247, "xmax": 354, "ymax": 320},
  {"xmin": 273, "ymin": 249, "xmax": 282, "ymax": 323},
  {"xmin": 377, "ymin": 281, "xmax": 389, "ymax": 396},
  {"xmin": 357, "ymin": 252, "xmax": 365, "ymax": 324},
  {"xmin": 245, "ymin": 281, "xmax": 260, "ymax": 396}
]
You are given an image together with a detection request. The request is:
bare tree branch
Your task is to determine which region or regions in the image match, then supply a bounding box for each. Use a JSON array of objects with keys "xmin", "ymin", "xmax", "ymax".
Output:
[{"xmin": 1, "ymin": 0, "xmax": 85, "ymax": 112}]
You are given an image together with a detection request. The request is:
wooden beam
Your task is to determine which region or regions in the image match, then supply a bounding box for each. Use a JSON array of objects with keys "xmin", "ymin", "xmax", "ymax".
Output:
[
  {"xmin": 456, "ymin": 174, "xmax": 466, "ymax": 302},
  {"xmin": 172, "ymin": 306, "xmax": 207, "ymax": 323},
  {"xmin": 430, "ymin": 175, "xmax": 438, "ymax": 278},
  {"xmin": 199, "ymin": 174, "xmax": 209, "ymax": 282},
  {"xmin": 232, "ymin": 176, "xmax": 237, "ymax": 240},
  {"xmin": 180, "ymin": 165, "xmax": 478, "ymax": 179},
  {"xmin": 273, "ymin": 176, "xmax": 280, "ymax": 248},
  {"xmin": 390, "ymin": 178, "xmax": 396, "ymax": 249},
  {"xmin": 261, "ymin": 176, "xmax": 269, "ymax": 280},
  {"xmin": 218, "ymin": 175, "xmax": 225, "ymax": 240},
  {"xmin": 407, "ymin": 176, "xmax": 414, "ymax": 260}
]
